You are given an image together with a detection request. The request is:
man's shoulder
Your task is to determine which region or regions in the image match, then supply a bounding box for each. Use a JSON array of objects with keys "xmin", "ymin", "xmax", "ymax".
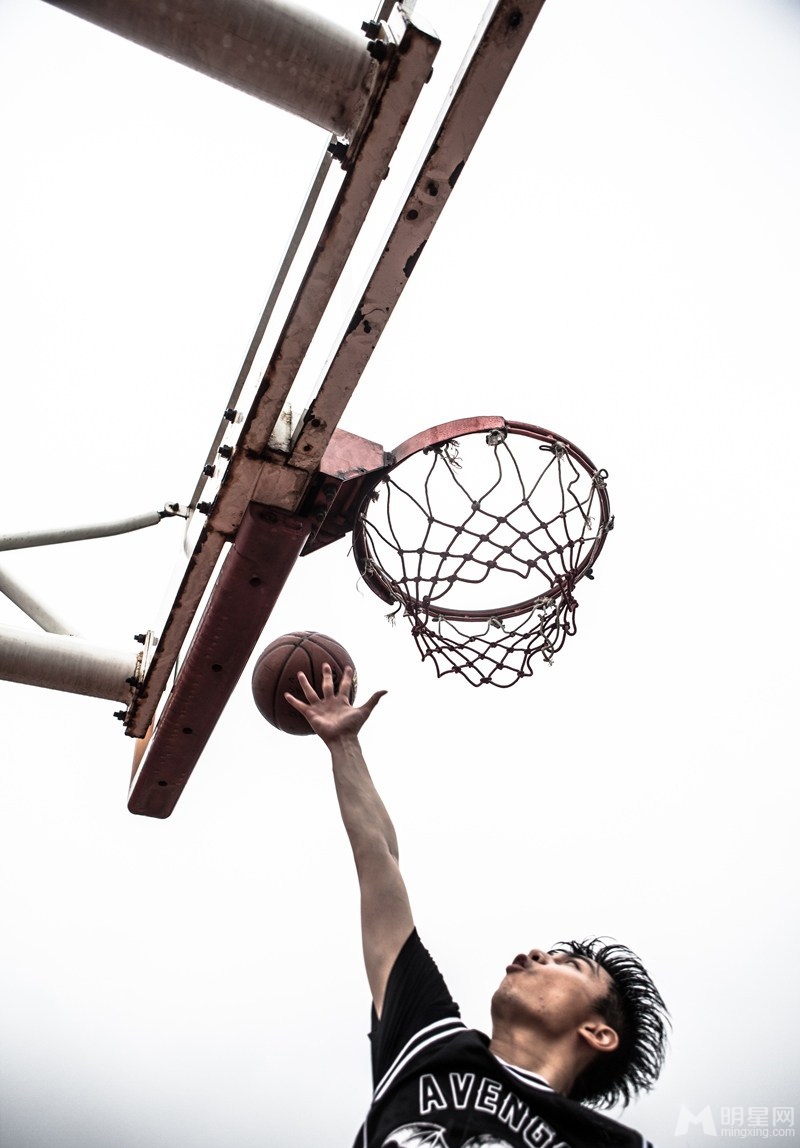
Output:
[{"xmin": 540, "ymin": 1089, "xmax": 655, "ymax": 1148}]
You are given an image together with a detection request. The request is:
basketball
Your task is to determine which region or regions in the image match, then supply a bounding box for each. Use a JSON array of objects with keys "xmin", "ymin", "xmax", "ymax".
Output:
[{"xmin": 251, "ymin": 631, "xmax": 357, "ymax": 735}]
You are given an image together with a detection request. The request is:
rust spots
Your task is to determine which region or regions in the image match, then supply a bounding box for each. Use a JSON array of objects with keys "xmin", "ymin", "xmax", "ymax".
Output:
[
  {"xmin": 347, "ymin": 307, "xmax": 365, "ymax": 335},
  {"xmin": 403, "ymin": 240, "xmax": 427, "ymax": 279},
  {"xmin": 448, "ymin": 160, "xmax": 465, "ymax": 189}
]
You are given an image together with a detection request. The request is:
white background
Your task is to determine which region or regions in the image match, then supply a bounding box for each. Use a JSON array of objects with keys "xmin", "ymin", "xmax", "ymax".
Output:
[{"xmin": 1, "ymin": 1, "xmax": 799, "ymax": 1145}]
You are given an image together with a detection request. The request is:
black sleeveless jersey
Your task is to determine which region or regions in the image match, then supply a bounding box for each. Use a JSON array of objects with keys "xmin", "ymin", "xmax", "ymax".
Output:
[{"xmin": 352, "ymin": 931, "xmax": 655, "ymax": 1148}]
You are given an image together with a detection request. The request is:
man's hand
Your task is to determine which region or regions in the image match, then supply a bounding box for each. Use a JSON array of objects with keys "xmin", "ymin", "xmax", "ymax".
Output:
[{"xmin": 285, "ymin": 663, "xmax": 386, "ymax": 745}]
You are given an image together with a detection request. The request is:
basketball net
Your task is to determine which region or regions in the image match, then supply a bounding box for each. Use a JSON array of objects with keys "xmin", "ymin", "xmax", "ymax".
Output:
[{"xmin": 353, "ymin": 422, "xmax": 613, "ymax": 687}]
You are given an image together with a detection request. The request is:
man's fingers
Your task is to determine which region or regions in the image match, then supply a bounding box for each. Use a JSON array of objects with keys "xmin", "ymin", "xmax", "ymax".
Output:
[
  {"xmin": 295, "ymin": 670, "xmax": 320, "ymax": 703},
  {"xmin": 283, "ymin": 671, "xmax": 385, "ymax": 726},
  {"xmin": 358, "ymin": 689, "xmax": 387, "ymax": 717}
]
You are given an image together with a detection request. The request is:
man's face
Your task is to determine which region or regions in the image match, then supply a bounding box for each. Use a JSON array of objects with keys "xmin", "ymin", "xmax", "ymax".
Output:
[{"xmin": 491, "ymin": 948, "xmax": 615, "ymax": 1038}]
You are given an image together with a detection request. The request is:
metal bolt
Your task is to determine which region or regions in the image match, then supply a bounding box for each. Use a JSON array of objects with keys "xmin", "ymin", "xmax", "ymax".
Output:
[
  {"xmin": 134, "ymin": 633, "xmax": 146, "ymax": 643},
  {"xmin": 327, "ymin": 139, "xmax": 348, "ymax": 163},
  {"xmin": 366, "ymin": 39, "xmax": 388, "ymax": 62},
  {"xmin": 361, "ymin": 19, "xmax": 381, "ymax": 38},
  {"xmin": 203, "ymin": 463, "xmax": 216, "ymax": 477},
  {"xmin": 125, "ymin": 675, "xmax": 139, "ymax": 687},
  {"xmin": 113, "ymin": 710, "xmax": 127, "ymax": 721},
  {"xmin": 223, "ymin": 407, "xmax": 237, "ymax": 422},
  {"xmin": 218, "ymin": 444, "xmax": 233, "ymax": 459},
  {"xmin": 197, "ymin": 501, "xmax": 212, "ymax": 515}
]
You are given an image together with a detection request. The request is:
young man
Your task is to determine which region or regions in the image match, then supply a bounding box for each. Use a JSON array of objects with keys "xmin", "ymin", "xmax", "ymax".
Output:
[{"xmin": 287, "ymin": 665, "xmax": 669, "ymax": 1148}]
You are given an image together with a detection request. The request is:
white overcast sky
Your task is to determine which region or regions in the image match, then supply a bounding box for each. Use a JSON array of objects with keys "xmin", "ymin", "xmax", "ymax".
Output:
[{"xmin": 1, "ymin": 1, "xmax": 799, "ymax": 1146}]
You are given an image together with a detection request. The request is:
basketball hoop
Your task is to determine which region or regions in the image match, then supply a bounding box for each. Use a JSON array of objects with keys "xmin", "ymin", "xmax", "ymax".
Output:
[{"xmin": 352, "ymin": 418, "xmax": 613, "ymax": 687}]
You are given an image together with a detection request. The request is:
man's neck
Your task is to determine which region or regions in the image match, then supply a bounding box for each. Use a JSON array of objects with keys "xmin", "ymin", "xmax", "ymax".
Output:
[{"xmin": 488, "ymin": 1028, "xmax": 577, "ymax": 1097}]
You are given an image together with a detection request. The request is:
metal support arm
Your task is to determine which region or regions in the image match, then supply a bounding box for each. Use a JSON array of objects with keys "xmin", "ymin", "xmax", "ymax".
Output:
[
  {"xmin": 44, "ymin": 0, "xmax": 379, "ymax": 138},
  {"xmin": 0, "ymin": 624, "xmax": 138, "ymax": 702},
  {"xmin": 0, "ymin": 507, "xmax": 183, "ymax": 552}
]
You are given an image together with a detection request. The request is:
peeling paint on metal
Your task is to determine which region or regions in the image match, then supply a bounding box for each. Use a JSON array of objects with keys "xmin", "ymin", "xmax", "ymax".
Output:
[{"xmin": 403, "ymin": 240, "xmax": 427, "ymax": 278}]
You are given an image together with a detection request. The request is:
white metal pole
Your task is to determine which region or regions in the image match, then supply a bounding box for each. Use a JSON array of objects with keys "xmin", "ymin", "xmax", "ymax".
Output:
[
  {"xmin": 0, "ymin": 624, "xmax": 138, "ymax": 702},
  {"xmin": 43, "ymin": 0, "xmax": 378, "ymax": 137},
  {"xmin": 0, "ymin": 509, "xmax": 167, "ymax": 552},
  {"xmin": 0, "ymin": 562, "xmax": 81, "ymax": 636}
]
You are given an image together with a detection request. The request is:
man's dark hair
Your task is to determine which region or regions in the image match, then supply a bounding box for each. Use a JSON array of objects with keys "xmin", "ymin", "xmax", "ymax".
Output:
[{"xmin": 550, "ymin": 938, "xmax": 670, "ymax": 1110}]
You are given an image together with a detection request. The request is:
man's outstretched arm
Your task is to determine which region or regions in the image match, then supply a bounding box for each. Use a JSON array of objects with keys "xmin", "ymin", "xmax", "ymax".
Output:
[{"xmin": 286, "ymin": 664, "xmax": 413, "ymax": 1016}]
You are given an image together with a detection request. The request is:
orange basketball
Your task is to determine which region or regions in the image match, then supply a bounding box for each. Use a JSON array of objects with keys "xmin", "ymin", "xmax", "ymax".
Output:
[{"xmin": 251, "ymin": 631, "xmax": 357, "ymax": 735}]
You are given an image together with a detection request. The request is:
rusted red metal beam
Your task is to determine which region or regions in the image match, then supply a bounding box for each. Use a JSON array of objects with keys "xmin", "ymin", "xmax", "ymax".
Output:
[
  {"xmin": 128, "ymin": 504, "xmax": 311, "ymax": 817},
  {"xmin": 126, "ymin": 12, "xmax": 439, "ymax": 738}
]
